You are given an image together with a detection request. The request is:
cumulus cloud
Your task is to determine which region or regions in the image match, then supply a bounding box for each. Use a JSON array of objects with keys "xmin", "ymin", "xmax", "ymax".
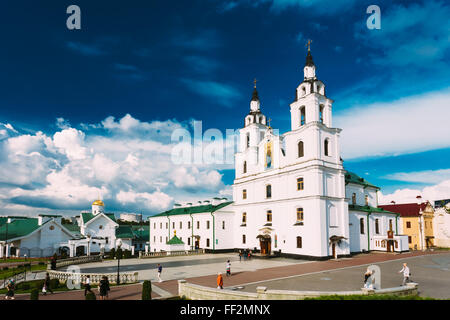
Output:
[
  {"xmin": 336, "ymin": 89, "xmax": 450, "ymax": 159},
  {"xmin": 0, "ymin": 114, "xmax": 231, "ymax": 216},
  {"xmin": 379, "ymin": 179, "xmax": 450, "ymax": 205}
]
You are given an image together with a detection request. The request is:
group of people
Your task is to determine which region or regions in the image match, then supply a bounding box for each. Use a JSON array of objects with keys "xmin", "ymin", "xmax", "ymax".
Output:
[
  {"xmin": 238, "ymin": 250, "xmax": 252, "ymax": 261},
  {"xmin": 83, "ymin": 275, "xmax": 111, "ymax": 300}
]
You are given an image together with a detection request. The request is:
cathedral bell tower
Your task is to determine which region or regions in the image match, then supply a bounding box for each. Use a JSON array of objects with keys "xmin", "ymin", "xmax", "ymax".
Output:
[
  {"xmin": 235, "ymin": 80, "xmax": 268, "ymax": 178},
  {"xmin": 290, "ymin": 41, "xmax": 332, "ymax": 131}
]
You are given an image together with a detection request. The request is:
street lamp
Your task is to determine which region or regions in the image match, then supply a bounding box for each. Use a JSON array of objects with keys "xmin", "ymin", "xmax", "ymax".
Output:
[
  {"xmin": 116, "ymin": 239, "xmax": 122, "ymax": 285},
  {"xmin": 86, "ymin": 235, "xmax": 91, "ymax": 257}
]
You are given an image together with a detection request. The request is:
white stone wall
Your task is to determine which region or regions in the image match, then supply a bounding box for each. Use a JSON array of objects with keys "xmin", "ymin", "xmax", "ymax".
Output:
[
  {"xmin": 83, "ymin": 215, "xmax": 117, "ymax": 251},
  {"xmin": 433, "ymin": 207, "xmax": 450, "ymax": 247}
]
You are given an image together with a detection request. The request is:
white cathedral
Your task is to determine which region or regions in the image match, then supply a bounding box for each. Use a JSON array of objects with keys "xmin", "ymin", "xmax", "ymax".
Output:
[{"xmin": 148, "ymin": 48, "xmax": 409, "ymax": 259}]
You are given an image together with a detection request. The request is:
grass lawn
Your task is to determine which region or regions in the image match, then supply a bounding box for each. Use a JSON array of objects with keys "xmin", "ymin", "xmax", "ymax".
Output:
[
  {"xmin": 0, "ymin": 264, "xmax": 47, "ymax": 279},
  {"xmin": 0, "ymin": 258, "xmax": 49, "ymax": 264}
]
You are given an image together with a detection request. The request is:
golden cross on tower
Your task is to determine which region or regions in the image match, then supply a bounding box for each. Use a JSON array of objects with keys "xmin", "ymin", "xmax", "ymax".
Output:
[
  {"xmin": 267, "ymin": 118, "xmax": 272, "ymax": 128},
  {"xmin": 306, "ymin": 39, "xmax": 312, "ymax": 51},
  {"xmin": 253, "ymin": 78, "xmax": 258, "ymax": 88}
]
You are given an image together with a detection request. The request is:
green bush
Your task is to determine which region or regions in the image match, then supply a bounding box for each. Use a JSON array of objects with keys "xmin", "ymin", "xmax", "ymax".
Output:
[
  {"xmin": 85, "ymin": 292, "xmax": 96, "ymax": 300},
  {"xmin": 49, "ymin": 278, "xmax": 60, "ymax": 289},
  {"xmin": 142, "ymin": 280, "xmax": 152, "ymax": 300},
  {"xmin": 124, "ymin": 249, "xmax": 131, "ymax": 259},
  {"xmin": 20, "ymin": 283, "xmax": 31, "ymax": 290},
  {"xmin": 3, "ymin": 266, "xmax": 9, "ymax": 271},
  {"xmin": 38, "ymin": 261, "xmax": 45, "ymax": 266},
  {"xmin": 35, "ymin": 280, "xmax": 44, "ymax": 289},
  {"xmin": 109, "ymin": 248, "xmax": 116, "ymax": 259},
  {"xmin": 116, "ymin": 248, "xmax": 123, "ymax": 260},
  {"xmin": 30, "ymin": 289, "xmax": 39, "ymax": 300}
]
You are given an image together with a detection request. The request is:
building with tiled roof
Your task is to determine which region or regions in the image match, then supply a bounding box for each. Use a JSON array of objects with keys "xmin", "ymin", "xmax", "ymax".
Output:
[{"xmin": 379, "ymin": 201, "xmax": 435, "ymax": 250}]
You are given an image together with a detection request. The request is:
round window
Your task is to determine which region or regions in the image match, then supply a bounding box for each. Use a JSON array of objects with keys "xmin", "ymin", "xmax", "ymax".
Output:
[
  {"xmin": 99, "ymin": 225, "xmax": 103, "ymax": 230},
  {"xmin": 49, "ymin": 225, "xmax": 55, "ymax": 231}
]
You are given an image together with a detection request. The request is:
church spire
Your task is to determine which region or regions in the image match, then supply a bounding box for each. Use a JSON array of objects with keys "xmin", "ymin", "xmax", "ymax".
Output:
[
  {"xmin": 250, "ymin": 78, "xmax": 261, "ymax": 112},
  {"xmin": 303, "ymin": 40, "xmax": 316, "ymax": 80},
  {"xmin": 251, "ymin": 78, "xmax": 259, "ymax": 102}
]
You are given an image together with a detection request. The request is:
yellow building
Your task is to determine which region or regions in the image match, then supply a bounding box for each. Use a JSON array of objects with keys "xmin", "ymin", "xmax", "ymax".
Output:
[{"xmin": 379, "ymin": 202, "xmax": 434, "ymax": 250}]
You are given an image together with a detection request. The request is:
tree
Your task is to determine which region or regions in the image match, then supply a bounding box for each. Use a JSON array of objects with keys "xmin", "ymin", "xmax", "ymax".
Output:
[{"xmin": 142, "ymin": 280, "xmax": 152, "ymax": 300}]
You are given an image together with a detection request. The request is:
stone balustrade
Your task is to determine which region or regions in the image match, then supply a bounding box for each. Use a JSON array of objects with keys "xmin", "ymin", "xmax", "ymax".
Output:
[
  {"xmin": 178, "ymin": 280, "xmax": 419, "ymax": 300},
  {"xmin": 47, "ymin": 255, "xmax": 102, "ymax": 270},
  {"xmin": 48, "ymin": 270, "xmax": 139, "ymax": 285},
  {"xmin": 139, "ymin": 249, "xmax": 205, "ymax": 259}
]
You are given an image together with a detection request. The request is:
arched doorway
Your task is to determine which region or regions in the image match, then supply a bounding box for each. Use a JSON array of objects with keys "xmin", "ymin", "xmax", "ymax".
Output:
[
  {"xmin": 193, "ymin": 235, "xmax": 200, "ymax": 250},
  {"xmin": 76, "ymin": 246, "xmax": 85, "ymax": 256},
  {"xmin": 257, "ymin": 234, "xmax": 271, "ymax": 255}
]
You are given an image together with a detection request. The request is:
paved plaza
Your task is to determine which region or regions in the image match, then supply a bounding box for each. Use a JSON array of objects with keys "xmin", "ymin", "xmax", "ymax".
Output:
[{"xmin": 9, "ymin": 250, "xmax": 450, "ymax": 300}]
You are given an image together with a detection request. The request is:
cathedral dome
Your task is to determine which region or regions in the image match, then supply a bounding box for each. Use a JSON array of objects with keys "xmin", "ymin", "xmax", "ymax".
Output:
[{"xmin": 92, "ymin": 200, "xmax": 104, "ymax": 206}]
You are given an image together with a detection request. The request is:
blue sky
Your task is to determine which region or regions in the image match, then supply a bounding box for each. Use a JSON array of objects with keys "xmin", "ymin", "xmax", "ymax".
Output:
[{"xmin": 0, "ymin": 0, "xmax": 449, "ymax": 216}]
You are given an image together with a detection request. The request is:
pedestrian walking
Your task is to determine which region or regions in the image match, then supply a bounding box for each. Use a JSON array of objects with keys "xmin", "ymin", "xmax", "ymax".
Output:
[
  {"xmin": 243, "ymin": 250, "xmax": 247, "ymax": 261},
  {"xmin": 4, "ymin": 280, "xmax": 15, "ymax": 300},
  {"xmin": 399, "ymin": 263, "xmax": 411, "ymax": 286},
  {"xmin": 239, "ymin": 250, "xmax": 242, "ymax": 262},
  {"xmin": 363, "ymin": 268, "xmax": 372, "ymax": 289},
  {"xmin": 217, "ymin": 273, "xmax": 223, "ymax": 289},
  {"xmin": 226, "ymin": 260, "xmax": 231, "ymax": 276},
  {"xmin": 99, "ymin": 276, "xmax": 110, "ymax": 300},
  {"xmin": 84, "ymin": 275, "xmax": 93, "ymax": 296},
  {"xmin": 43, "ymin": 273, "xmax": 54, "ymax": 295},
  {"xmin": 248, "ymin": 250, "xmax": 251, "ymax": 260},
  {"xmin": 50, "ymin": 256, "xmax": 57, "ymax": 270},
  {"xmin": 157, "ymin": 263, "xmax": 163, "ymax": 282}
]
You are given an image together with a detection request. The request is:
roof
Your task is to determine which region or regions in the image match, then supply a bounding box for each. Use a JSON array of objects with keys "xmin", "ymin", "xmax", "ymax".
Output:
[
  {"xmin": 150, "ymin": 201, "xmax": 233, "ymax": 218},
  {"xmin": 166, "ymin": 235, "xmax": 184, "ymax": 245},
  {"xmin": 81, "ymin": 212, "xmax": 116, "ymax": 224},
  {"xmin": 62, "ymin": 223, "xmax": 81, "ymax": 233},
  {"xmin": 0, "ymin": 218, "xmax": 40, "ymax": 241},
  {"xmin": 305, "ymin": 50, "xmax": 315, "ymax": 67},
  {"xmin": 345, "ymin": 171, "xmax": 379, "ymax": 190},
  {"xmin": 92, "ymin": 200, "xmax": 105, "ymax": 206},
  {"xmin": 131, "ymin": 225, "xmax": 149, "ymax": 241},
  {"xmin": 0, "ymin": 217, "xmax": 7, "ymax": 226},
  {"xmin": 115, "ymin": 225, "xmax": 134, "ymax": 239},
  {"xmin": 349, "ymin": 204, "xmax": 397, "ymax": 215},
  {"xmin": 38, "ymin": 214, "xmax": 62, "ymax": 218},
  {"xmin": 378, "ymin": 202, "xmax": 429, "ymax": 217}
]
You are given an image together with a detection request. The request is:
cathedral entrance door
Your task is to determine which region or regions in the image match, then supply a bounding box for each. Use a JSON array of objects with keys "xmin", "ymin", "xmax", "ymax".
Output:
[{"xmin": 259, "ymin": 238, "xmax": 271, "ymax": 255}]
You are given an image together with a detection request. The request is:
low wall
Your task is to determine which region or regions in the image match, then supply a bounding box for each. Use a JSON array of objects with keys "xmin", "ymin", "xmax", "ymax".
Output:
[
  {"xmin": 47, "ymin": 255, "xmax": 103, "ymax": 270},
  {"xmin": 48, "ymin": 270, "xmax": 138, "ymax": 285},
  {"xmin": 139, "ymin": 249, "xmax": 205, "ymax": 259},
  {"xmin": 178, "ymin": 280, "xmax": 419, "ymax": 300}
]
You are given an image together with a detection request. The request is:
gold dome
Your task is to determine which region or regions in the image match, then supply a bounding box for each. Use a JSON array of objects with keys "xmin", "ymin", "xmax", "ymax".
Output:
[{"xmin": 92, "ymin": 200, "xmax": 104, "ymax": 206}]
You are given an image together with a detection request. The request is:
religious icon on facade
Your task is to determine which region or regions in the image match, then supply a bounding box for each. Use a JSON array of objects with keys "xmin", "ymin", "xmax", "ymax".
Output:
[{"xmin": 265, "ymin": 140, "xmax": 272, "ymax": 169}]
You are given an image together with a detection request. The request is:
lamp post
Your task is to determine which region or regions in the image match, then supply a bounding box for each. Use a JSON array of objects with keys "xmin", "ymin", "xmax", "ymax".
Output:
[
  {"xmin": 86, "ymin": 235, "xmax": 91, "ymax": 257},
  {"xmin": 116, "ymin": 239, "xmax": 122, "ymax": 285}
]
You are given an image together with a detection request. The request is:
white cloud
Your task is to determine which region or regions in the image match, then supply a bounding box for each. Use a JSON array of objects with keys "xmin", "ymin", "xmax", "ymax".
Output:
[
  {"xmin": 383, "ymin": 169, "xmax": 450, "ymax": 184},
  {"xmin": 379, "ymin": 179, "xmax": 450, "ymax": 205},
  {"xmin": 336, "ymin": 89, "xmax": 450, "ymax": 159},
  {"xmin": 0, "ymin": 114, "xmax": 231, "ymax": 216}
]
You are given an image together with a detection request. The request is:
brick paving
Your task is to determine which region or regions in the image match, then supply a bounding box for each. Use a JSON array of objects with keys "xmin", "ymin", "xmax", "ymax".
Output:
[{"xmin": 6, "ymin": 251, "xmax": 443, "ymax": 300}]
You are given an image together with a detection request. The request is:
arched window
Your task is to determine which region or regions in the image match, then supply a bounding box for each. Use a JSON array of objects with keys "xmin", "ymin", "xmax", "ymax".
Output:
[
  {"xmin": 242, "ymin": 212, "xmax": 247, "ymax": 224},
  {"xmin": 296, "ymin": 236, "xmax": 302, "ymax": 248},
  {"xmin": 266, "ymin": 184, "xmax": 272, "ymax": 198},
  {"xmin": 297, "ymin": 177, "xmax": 304, "ymax": 191},
  {"xmin": 375, "ymin": 219, "xmax": 380, "ymax": 234},
  {"xmin": 243, "ymin": 161, "xmax": 247, "ymax": 174},
  {"xmin": 246, "ymin": 133, "xmax": 250, "ymax": 147},
  {"xmin": 352, "ymin": 193, "xmax": 356, "ymax": 205},
  {"xmin": 302, "ymin": 87, "xmax": 306, "ymax": 96},
  {"xmin": 266, "ymin": 210, "xmax": 272, "ymax": 222},
  {"xmin": 296, "ymin": 208, "xmax": 304, "ymax": 222},
  {"xmin": 360, "ymin": 218, "xmax": 365, "ymax": 234},
  {"xmin": 319, "ymin": 105, "xmax": 324, "ymax": 123},
  {"xmin": 243, "ymin": 189, "xmax": 247, "ymax": 199},
  {"xmin": 365, "ymin": 195, "xmax": 369, "ymax": 206},
  {"xmin": 300, "ymin": 107, "xmax": 306, "ymax": 126},
  {"xmin": 324, "ymin": 139, "xmax": 329, "ymax": 156},
  {"xmin": 389, "ymin": 219, "xmax": 393, "ymax": 231},
  {"xmin": 242, "ymin": 234, "xmax": 246, "ymax": 244},
  {"xmin": 298, "ymin": 141, "xmax": 304, "ymax": 158}
]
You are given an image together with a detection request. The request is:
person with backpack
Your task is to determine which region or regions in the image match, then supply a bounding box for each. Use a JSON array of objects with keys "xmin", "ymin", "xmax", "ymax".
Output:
[
  {"xmin": 99, "ymin": 276, "xmax": 110, "ymax": 300},
  {"xmin": 5, "ymin": 280, "xmax": 15, "ymax": 300}
]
